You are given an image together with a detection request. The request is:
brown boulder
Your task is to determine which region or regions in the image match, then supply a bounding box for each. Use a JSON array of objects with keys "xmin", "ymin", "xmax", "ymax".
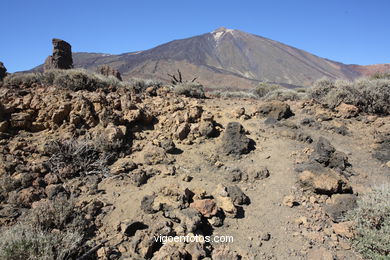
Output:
[
  {"xmin": 190, "ymin": 199, "xmax": 218, "ymax": 218},
  {"xmin": 332, "ymin": 221, "xmax": 355, "ymax": 238},
  {"xmin": 175, "ymin": 123, "xmax": 190, "ymax": 140},
  {"xmin": 44, "ymin": 38, "xmax": 73, "ymax": 70},
  {"xmin": 255, "ymin": 100, "xmax": 293, "ymax": 120},
  {"xmin": 299, "ymin": 170, "xmax": 352, "ymax": 195},
  {"xmin": 142, "ymin": 143, "xmax": 173, "ymax": 165},
  {"xmin": 336, "ymin": 103, "xmax": 359, "ymax": 118}
]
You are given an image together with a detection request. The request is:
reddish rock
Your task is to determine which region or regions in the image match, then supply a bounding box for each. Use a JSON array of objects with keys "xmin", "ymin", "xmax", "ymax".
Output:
[
  {"xmin": 332, "ymin": 221, "xmax": 355, "ymax": 238},
  {"xmin": 190, "ymin": 199, "xmax": 218, "ymax": 218},
  {"xmin": 336, "ymin": 103, "xmax": 359, "ymax": 118}
]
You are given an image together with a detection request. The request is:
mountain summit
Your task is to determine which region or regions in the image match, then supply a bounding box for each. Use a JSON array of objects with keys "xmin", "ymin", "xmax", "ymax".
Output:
[{"xmin": 35, "ymin": 28, "xmax": 381, "ymax": 89}]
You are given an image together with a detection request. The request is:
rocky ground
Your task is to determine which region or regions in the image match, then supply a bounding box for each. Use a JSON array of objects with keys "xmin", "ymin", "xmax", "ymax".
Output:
[{"xmin": 0, "ymin": 81, "xmax": 389, "ymax": 260}]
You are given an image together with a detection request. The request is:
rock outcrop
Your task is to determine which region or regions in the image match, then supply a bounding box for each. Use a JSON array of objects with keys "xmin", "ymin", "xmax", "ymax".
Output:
[
  {"xmin": 96, "ymin": 65, "xmax": 122, "ymax": 81},
  {"xmin": 0, "ymin": 62, "xmax": 7, "ymax": 81},
  {"xmin": 44, "ymin": 38, "xmax": 73, "ymax": 70}
]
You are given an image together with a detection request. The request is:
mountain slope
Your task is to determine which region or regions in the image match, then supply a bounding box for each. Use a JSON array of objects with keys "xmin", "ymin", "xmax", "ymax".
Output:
[{"xmin": 34, "ymin": 28, "xmax": 386, "ymax": 89}]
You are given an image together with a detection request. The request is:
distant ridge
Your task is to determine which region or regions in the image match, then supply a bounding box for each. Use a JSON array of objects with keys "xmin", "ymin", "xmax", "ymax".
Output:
[{"xmin": 32, "ymin": 28, "xmax": 389, "ymax": 89}]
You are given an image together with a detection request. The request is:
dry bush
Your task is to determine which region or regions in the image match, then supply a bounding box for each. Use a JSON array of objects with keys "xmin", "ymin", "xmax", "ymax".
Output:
[
  {"xmin": 263, "ymin": 88, "xmax": 303, "ymax": 101},
  {"xmin": 308, "ymin": 77, "xmax": 390, "ymax": 115},
  {"xmin": 43, "ymin": 69, "xmax": 125, "ymax": 91},
  {"xmin": 0, "ymin": 224, "xmax": 82, "ymax": 260},
  {"xmin": 127, "ymin": 77, "xmax": 163, "ymax": 93},
  {"xmin": 3, "ymin": 69, "xmax": 127, "ymax": 91},
  {"xmin": 209, "ymin": 90, "xmax": 257, "ymax": 99},
  {"xmin": 44, "ymin": 138, "xmax": 109, "ymax": 179},
  {"xmin": 254, "ymin": 82, "xmax": 282, "ymax": 98},
  {"xmin": 173, "ymin": 82, "xmax": 205, "ymax": 98},
  {"xmin": 346, "ymin": 185, "xmax": 390, "ymax": 259},
  {"xmin": 370, "ymin": 72, "xmax": 390, "ymax": 80},
  {"xmin": 0, "ymin": 199, "xmax": 85, "ymax": 260},
  {"xmin": 3, "ymin": 73, "xmax": 43, "ymax": 87},
  {"xmin": 27, "ymin": 197, "xmax": 85, "ymax": 232}
]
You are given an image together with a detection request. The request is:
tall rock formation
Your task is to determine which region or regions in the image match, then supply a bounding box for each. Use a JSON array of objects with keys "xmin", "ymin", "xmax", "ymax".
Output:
[
  {"xmin": 0, "ymin": 62, "xmax": 7, "ymax": 81},
  {"xmin": 44, "ymin": 38, "xmax": 73, "ymax": 70}
]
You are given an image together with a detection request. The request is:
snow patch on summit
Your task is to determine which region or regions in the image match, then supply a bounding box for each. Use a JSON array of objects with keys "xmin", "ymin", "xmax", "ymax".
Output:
[{"xmin": 212, "ymin": 27, "xmax": 234, "ymax": 43}]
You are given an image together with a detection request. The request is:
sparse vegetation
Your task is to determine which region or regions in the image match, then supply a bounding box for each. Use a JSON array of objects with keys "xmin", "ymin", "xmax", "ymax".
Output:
[
  {"xmin": 43, "ymin": 69, "xmax": 125, "ymax": 91},
  {"xmin": 253, "ymin": 82, "xmax": 306, "ymax": 101},
  {"xmin": 44, "ymin": 138, "xmax": 110, "ymax": 179},
  {"xmin": 370, "ymin": 72, "xmax": 390, "ymax": 80},
  {"xmin": 127, "ymin": 77, "xmax": 163, "ymax": 93},
  {"xmin": 173, "ymin": 82, "xmax": 205, "ymax": 98},
  {"xmin": 3, "ymin": 72, "xmax": 43, "ymax": 87},
  {"xmin": 254, "ymin": 82, "xmax": 282, "ymax": 98},
  {"xmin": 0, "ymin": 199, "xmax": 86, "ymax": 260},
  {"xmin": 345, "ymin": 185, "xmax": 390, "ymax": 259},
  {"xmin": 167, "ymin": 69, "xmax": 205, "ymax": 98},
  {"xmin": 168, "ymin": 69, "xmax": 197, "ymax": 85},
  {"xmin": 209, "ymin": 90, "xmax": 257, "ymax": 99},
  {"xmin": 309, "ymin": 77, "xmax": 390, "ymax": 115},
  {"xmin": 263, "ymin": 88, "xmax": 303, "ymax": 101},
  {"xmin": 3, "ymin": 69, "xmax": 127, "ymax": 90}
]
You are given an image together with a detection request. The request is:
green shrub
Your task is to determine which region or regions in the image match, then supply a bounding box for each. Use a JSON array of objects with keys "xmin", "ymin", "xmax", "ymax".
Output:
[
  {"xmin": 346, "ymin": 185, "xmax": 390, "ymax": 259},
  {"xmin": 308, "ymin": 77, "xmax": 390, "ymax": 115},
  {"xmin": 173, "ymin": 82, "xmax": 205, "ymax": 98},
  {"xmin": 254, "ymin": 82, "xmax": 282, "ymax": 98}
]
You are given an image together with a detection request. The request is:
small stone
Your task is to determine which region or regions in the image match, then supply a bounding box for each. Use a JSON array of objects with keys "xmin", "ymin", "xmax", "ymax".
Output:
[
  {"xmin": 97, "ymin": 247, "xmax": 108, "ymax": 258},
  {"xmin": 208, "ymin": 216, "xmax": 224, "ymax": 227},
  {"xmin": 121, "ymin": 220, "xmax": 148, "ymax": 237},
  {"xmin": 226, "ymin": 185, "xmax": 250, "ymax": 205},
  {"xmin": 232, "ymin": 107, "xmax": 245, "ymax": 118},
  {"xmin": 261, "ymin": 233, "xmax": 271, "ymax": 241},
  {"xmin": 339, "ymin": 241, "xmax": 351, "ymax": 250},
  {"xmin": 182, "ymin": 175, "xmax": 192, "ymax": 182},
  {"xmin": 215, "ymin": 196, "xmax": 237, "ymax": 218},
  {"xmin": 294, "ymin": 216, "xmax": 308, "ymax": 227},
  {"xmin": 307, "ymin": 247, "xmax": 333, "ymax": 260},
  {"xmin": 332, "ymin": 221, "xmax": 355, "ymax": 238},
  {"xmin": 283, "ymin": 195, "xmax": 297, "ymax": 207},
  {"xmin": 309, "ymin": 196, "xmax": 317, "ymax": 204}
]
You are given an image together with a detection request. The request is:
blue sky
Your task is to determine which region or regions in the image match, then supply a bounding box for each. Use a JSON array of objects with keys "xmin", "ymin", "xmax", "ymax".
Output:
[{"xmin": 1, "ymin": 0, "xmax": 389, "ymax": 72}]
